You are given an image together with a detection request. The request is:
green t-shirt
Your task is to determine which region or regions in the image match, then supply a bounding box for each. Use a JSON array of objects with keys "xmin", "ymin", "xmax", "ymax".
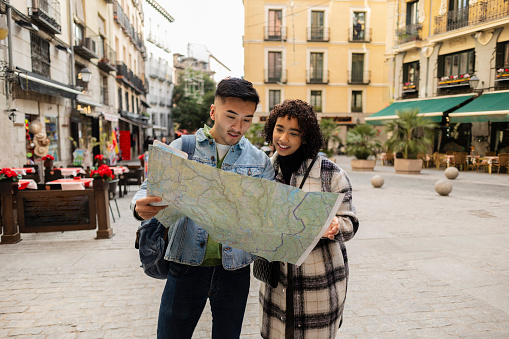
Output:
[{"xmin": 200, "ymin": 125, "xmax": 224, "ymax": 266}]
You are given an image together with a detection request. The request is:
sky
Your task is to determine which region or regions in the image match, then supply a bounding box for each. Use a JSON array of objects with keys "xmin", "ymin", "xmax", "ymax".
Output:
[{"xmin": 163, "ymin": 1, "xmax": 246, "ymax": 78}]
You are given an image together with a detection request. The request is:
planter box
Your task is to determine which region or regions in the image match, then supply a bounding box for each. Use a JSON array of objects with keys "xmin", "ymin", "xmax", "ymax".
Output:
[
  {"xmin": 394, "ymin": 158, "xmax": 423, "ymax": 174},
  {"xmin": 351, "ymin": 159, "xmax": 376, "ymax": 171}
]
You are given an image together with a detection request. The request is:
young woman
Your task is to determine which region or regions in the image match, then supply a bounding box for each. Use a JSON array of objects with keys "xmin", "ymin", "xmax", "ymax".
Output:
[{"xmin": 259, "ymin": 99, "xmax": 359, "ymax": 339}]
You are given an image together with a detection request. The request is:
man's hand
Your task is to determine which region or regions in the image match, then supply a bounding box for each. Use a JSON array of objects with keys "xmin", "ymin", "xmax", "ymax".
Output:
[
  {"xmin": 322, "ymin": 216, "xmax": 339, "ymax": 240},
  {"xmin": 135, "ymin": 196, "xmax": 168, "ymax": 220}
]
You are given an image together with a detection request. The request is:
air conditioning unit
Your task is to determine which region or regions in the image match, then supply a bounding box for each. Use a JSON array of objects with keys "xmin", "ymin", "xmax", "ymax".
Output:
[{"xmin": 84, "ymin": 37, "xmax": 96, "ymax": 54}]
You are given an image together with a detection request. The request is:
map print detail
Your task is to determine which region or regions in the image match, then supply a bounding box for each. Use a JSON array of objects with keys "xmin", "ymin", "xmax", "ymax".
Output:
[{"xmin": 147, "ymin": 144, "xmax": 343, "ymax": 265}]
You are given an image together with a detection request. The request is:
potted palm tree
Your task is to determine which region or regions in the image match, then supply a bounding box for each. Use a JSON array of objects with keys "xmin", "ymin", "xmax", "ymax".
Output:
[
  {"xmin": 320, "ymin": 118, "xmax": 342, "ymax": 159},
  {"xmin": 385, "ymin": 109, "xmax": 436, "ymax": 174},
  {"xmin": 345, "ymin": 124, "xmax": 381, "ymax": 171}
]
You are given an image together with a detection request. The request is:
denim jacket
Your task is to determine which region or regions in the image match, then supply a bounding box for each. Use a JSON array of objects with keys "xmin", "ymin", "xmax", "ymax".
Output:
[{"xmin": 132, "ymin": 128, "xmax": 274, "ymax": 270}]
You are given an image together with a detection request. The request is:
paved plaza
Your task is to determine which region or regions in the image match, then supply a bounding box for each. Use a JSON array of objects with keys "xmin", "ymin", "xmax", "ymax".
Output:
[{"xmin": 1, "ymin": 156, "xmax": 508, "ymax": 338}]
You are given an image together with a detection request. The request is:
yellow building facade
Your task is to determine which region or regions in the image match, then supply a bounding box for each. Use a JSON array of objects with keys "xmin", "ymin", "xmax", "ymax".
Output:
[
  {"xmin": 243, "ymin": 0, "xmax": 389, "ymax": 140},
  {"xmin": 377, "ymin": 0, "xmax": 509, "ymax": 154}
]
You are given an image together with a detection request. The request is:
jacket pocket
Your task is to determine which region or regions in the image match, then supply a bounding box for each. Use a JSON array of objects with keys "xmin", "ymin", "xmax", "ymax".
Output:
[{"xmin": 234, "ymin": 166, "xmax": 262, "ymax": 177}]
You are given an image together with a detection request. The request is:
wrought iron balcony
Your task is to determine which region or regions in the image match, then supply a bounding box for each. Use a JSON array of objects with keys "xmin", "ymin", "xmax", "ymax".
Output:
[
  {"xmin": 348, "ymin": 71, "xmax": 371, "ymax": 84},
  {"xmin": 74, "ymin": 28, "xmax": 99, "ymax": 60},
  {"xmin": 434, "ymin": 0, "xmax": 509, "ymax": 35},
  {"xmin": 98, "ymin": 44, "xmax": 116, "ymax": 73},
  {"xmin": 348, "ymin": 28, "xmax": 372, "ymax": 42},
  {"xmin": 264, "ymin": 26, "xmax": 287, "ymax": 41},
  {"xmin": 264, "ymin": 69, "xmax": 287, "ymax": 84},
  {"xmin": 29, "ymin": 0, "xmax": 61, "ymax": 35},
  {"xmin": 306, "ymin": 70, "xmax": 329, "ymax": 84},
  {"xmin": 116, "ymin": 62, "xmax": 129, "ymax": 84},
  {"xmin": 396, "ymin": 24, "xmax": 422, "ymax": 45},
  {"xmin": 307, "ymin": 27, "xmax": 330, "ymax": 42}
]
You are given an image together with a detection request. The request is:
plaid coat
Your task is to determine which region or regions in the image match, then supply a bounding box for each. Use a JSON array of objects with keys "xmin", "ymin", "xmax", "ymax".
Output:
[{"xmin": 259, "ymin": 155, "xmax": 359, "ymax": 339}]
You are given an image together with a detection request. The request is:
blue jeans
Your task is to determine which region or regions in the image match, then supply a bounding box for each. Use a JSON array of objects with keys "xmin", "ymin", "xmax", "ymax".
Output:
[{"xmin": 157, "ymin": 262, "xmax": 251, "ymax": 339}]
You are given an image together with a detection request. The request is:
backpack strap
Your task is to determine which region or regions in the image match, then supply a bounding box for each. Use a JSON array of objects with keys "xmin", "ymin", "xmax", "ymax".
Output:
[{"xmin": 180, "ymin": 135, "xmax": 196, "ymax": 159}]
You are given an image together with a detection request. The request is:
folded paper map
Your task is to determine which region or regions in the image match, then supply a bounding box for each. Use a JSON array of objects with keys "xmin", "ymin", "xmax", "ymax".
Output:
[{"xmin": 147, "ymin": 144, "xmax": 344, "ymax": 265}]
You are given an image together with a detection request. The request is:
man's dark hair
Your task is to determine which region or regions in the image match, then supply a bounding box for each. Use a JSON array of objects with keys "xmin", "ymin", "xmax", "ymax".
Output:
[
  {"xmin": 263, "ymin": 99, "xmax": 324, "ymax": 159},
  {"xmin": 215, "ymin": 77, "xmax": 260, "ymax": 107}
]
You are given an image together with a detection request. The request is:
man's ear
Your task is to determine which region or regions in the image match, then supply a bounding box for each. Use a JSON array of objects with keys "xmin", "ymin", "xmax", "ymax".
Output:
[{"xmin": 210, "ymin": 104, "xmax": 216, "ymax": 121}]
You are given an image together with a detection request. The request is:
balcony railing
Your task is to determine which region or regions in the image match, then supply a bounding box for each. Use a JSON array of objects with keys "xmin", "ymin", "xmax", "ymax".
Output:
[
  {"xmin": 29, "ymin": 0, "xmax": 61, "ymax": 35},
  {"xmin": 149, "ymin": 94, "xmax": 157, "ymax": 105},
  {"xmin": 264, "ymin": 69, "xmax": 287, "ymax": 84},
  {"xmin": 113, "ymin": 0, "xmax": 145, "ymax": 55},
  {"xmin": 98, "ymin": 43, "xmax": 116, "ymax": 72},
  {"xmin": 434, "ymin": 0, "xmax": 509, "ymax": 35},
  {"xmin": 159, "ymin": 96, "xmax": 166, "ymax": 106},
  {"xmin": 348, "ymin": 28, "xmax": 372, "ymax": 42},
  {"xmin": 116, "ymin": 62, "xmax": 129, "ymax": 84},
  {"xmin": 348, "ymin": 71, "xmax": 371, "ymax": 84},
  {"xmin": 306, "ymin": 70, "xmax": 329, "ymax": 84},
  {"xmin": 396, "ymin": 24, "xmax": 422, "ymax": 45},
  {"xmin": 307, "ymin": 27, "xmax": 330, "ymax": 41},
  {"xmin": 74, "ymin": 27, "xmax": 98, "ymax": 60},
  {"xmin": 264, "ymin": 26, "xmax": 287, "ymax": 41}
]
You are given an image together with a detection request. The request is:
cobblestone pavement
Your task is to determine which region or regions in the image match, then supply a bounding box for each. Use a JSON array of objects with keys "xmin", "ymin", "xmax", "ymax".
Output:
[{"xmin": 1, "ymin": 157, "xmax": 508, "ymax": 338}]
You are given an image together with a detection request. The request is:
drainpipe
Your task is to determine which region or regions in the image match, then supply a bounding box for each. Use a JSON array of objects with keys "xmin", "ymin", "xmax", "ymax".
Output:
[
  {"xmin": 68, "ymin": 0, "xmax": 75, "ymax": 86},
  {"xmin": 425, "ymin": 0, "xmax": 433, "ymax": 98},
  {"xmin": 6, "ymin": 0, "xmax": 13, "ymax": 72}
]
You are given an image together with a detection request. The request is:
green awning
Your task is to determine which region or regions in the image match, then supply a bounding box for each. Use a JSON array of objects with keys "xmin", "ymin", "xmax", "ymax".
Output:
[
  {"xmin": 366, "ymin": 94, "xmax": 475, "ymax": 125},
  {"xmin": 449, "ymin": 91, "xmax": 509, "ymax": 123}
]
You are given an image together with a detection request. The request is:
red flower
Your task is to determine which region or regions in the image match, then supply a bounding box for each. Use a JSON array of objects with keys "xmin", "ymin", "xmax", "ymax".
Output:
[
  {"xmin": 0, "ymin": 168, "xmax": 20, "ymax": 182},
  {"xmin": 506, "ymin": 69, "xmax": 508, "ymax": 72},
  {"xmin": 91, "ymin": 164, "xmax": 114, "ymax": 180},
  {"xmin": 42, "ymin": 154, "xmax": 55, "ymax": 161},
  {"xmin": 138, "ymin": 154, "xmax": 145, "ymax": 160},
  {"xmin": 94, "ymin": 154, "xmax": 105, "ymax": 161}
]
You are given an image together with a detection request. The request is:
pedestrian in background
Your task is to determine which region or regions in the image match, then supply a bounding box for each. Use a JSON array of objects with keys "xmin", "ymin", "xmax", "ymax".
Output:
[
  {"xmin": 260, "ymin": 99, "xmax": 359, "ymax": 338},
  {"xmin": 132, "ymin": 77, "xmax": 273, "ymax": 339}
]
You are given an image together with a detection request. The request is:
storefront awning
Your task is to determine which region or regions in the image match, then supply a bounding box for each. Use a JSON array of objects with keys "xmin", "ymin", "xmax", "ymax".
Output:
[
  {"xmin": 366, "ymin": 94, "xmax": 475, "ymax": 125},
  {"xmin": 16, "ymin": 69, "xmax": 82, "ymax": 99},
  {"xmin": 448, "ymin": 91, "xmax": 509, "ymax": 123}
]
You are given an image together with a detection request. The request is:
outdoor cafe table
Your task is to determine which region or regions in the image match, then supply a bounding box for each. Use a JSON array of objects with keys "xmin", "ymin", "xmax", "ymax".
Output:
[
  {"xmin": 109, "ymin": 166, "xmax": 129, "ymax": 175},
  {"xmin": 477, "ymin": 156, "xmax": 499, "ymax": 174},
  {"xmin": 46, "ymin": 178, "xmax": 93, "ymax": 190},
  {"xmin": 10, "ymin": 168, "xmax": 35, "ymax": 175},
  {"xmin": 18, "ymin": 179, "xmax": 37, "ymax": 190},
  {"xmin": 58, "ymin": 168, "xmax": 87, "ymax": 177}
]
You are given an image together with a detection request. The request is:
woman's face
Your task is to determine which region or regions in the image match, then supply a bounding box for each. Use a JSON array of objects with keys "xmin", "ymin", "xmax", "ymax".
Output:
[{"xmin": 273, "ymin": 116, "xmax": 303, "ymax": 156}]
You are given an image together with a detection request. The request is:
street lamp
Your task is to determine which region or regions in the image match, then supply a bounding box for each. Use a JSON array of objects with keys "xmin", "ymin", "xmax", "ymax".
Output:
[
  {"xmin": 469, "ymin": 75, "xmax": 480, "ymax": 89},
  {"xmin": 79, "ymin": 66, "xmax": 92, "ymax": 83}
]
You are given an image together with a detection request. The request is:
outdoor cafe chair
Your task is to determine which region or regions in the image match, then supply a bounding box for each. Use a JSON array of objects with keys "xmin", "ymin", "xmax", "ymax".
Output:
[
  {"xmin": 22, "ymin": 165, "xmax": 41, "ymax": 183},
  {"xmin": 37, "ymin": 183, "xmax": 62, "ymax": 190},
  {"xmin": 492, "ymin": 153, "xmax": 509, "ymax": 174},
  {"xmin": 452, "ymin": 152, "xmax": 468, "ymax": 171},
  {"xmin": 44, "ymin": 169, "xmax": 63, "ymax": 182},
  {"xmin": 108, "ymin": 179, "xmax": 120, "ymax": 222}
]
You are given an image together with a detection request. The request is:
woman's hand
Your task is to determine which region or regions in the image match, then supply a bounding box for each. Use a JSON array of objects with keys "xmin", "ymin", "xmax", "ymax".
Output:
[
  {"xmin": 135, "ymin": 196, "xmax": 168, "ymax": 220},
  {"xmin": 322, "ymin": 216, "xmax": 339, "ymax": 240}
]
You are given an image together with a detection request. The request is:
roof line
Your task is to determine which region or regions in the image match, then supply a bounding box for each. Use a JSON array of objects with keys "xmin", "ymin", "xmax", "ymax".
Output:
[{"xmin": 146, "ymin": 0, "xmax": 174, "ymax": 23}]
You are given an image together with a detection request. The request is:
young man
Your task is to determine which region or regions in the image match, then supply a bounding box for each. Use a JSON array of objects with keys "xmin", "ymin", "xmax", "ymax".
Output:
[{"xmin": 131, "ymin": 77, "xmax": 274, "ymax": 339}]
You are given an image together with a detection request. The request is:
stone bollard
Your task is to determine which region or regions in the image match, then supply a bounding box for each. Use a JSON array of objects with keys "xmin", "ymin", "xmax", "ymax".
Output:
[
  {"xmin": 444, "ymin": 167, "xmax": 459, "ymax": 179},
  {"xmin": 371, "ymin": 175, "xmax": 384, "ymax": 188},
  {"xmin": 435, "ymin": 179, "xmax": 453, "ymax": 196}
]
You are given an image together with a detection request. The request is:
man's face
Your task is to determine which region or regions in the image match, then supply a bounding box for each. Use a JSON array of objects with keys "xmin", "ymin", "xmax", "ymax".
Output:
[{"xmin": 209, "ymin": 97, "xmax": 257, "ymax": 145}]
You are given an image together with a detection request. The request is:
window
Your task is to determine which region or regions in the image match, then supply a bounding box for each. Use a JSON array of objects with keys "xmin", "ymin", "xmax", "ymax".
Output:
[
  {"xmin": 351, "ymin": 91, "xmax": 363, "ymax": 112},
  {"xmin": 496, "ymin": 41, "xmax": 509, "ymax": 68},
  {"xmin": 352, "ymin": 12, "xmax": 366, "ymax": 41},
  {"xmin": 309, "ymin": 52, "xmax": 324, "ymax": 82},
  {"xmin": 351, "ymin": 53, "xmax": 365, "ymax": 83},
  {"xmin": 45, "ymin": 116, "xmax": 59, "ymax": 161},
  {"xmin": 98, "ymin": 35, "xmax": 105, "ymax": 59},
  {"xmin": 267, "ymin": 52, "xmax": 282, "ymax": 82},
  {"xmin": 118, "ymin": 88, "xmax": 123, "ymax": 110},
  {"xmin": 439, "ymin": 50, "xmax": 474, "ymax": 77},
  {"xmin": 403, "ymin": 61, "xmax": 420, "ymax": 89},
  {"xmin": 100, "ymin": 76, "xmax": 108, "ymax": 105},
  {"xmin": 310, "ymin": 90, "xmax": 322, "ymax": 112},
  {"xmin": 125, "ymin": 91, "xmax": 129, "ymax": 112},
  {"xmin": 31, "ymin": 33, "xmax": 50, "ymax": 77},
  {"xmin": 268, "ymin": 90, "xmax": 281, "ymax": 111},
  {"xmin": 406, "ymin": 1, "xmax": 418, "ymax": 26},
  {"xmin": 268, "ymin": 9, "xmax": 282, "ymax": 39},
  {"xmin": 310, "ymin": 11, "xmax": 324, "ymax": 40},
  {"xmin": 74, "ymin": 22, "xmax": 84, "ymax": 46}
]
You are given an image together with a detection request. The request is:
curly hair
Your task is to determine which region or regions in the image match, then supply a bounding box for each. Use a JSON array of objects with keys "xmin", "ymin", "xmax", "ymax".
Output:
[{"xmin": 263, "ymin": 99, "xmax": 324, "ymax": 159}]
